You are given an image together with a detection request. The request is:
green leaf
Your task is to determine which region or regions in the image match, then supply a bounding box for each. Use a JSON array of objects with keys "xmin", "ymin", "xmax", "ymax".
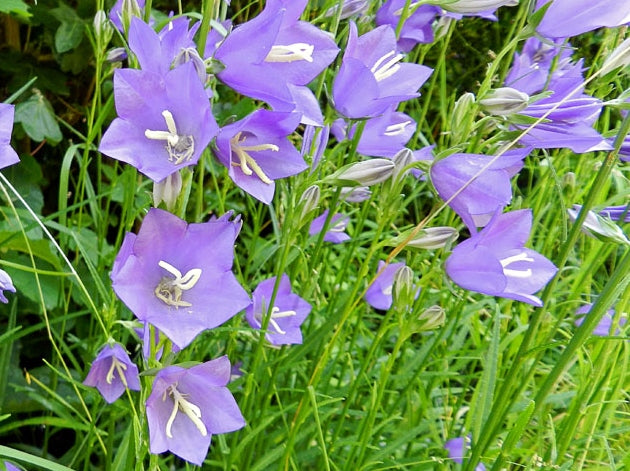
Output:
[
  {"xmin": 55, "ymin": 20, "xmax": 84, "ymax": 53},
  {"xmin": 0, "ymin": 0, "xmax": 31, "ymax": 17},
  {"xmin": 14, "ymin": 91, "xmax": 62, "ymax": 144}
]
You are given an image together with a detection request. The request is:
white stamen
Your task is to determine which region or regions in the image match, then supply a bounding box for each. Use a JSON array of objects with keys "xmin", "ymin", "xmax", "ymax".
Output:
[
  {"xmin": 330, "ymin": 219, "xmax": 348, "ymax": 233},
  {"xmin": 384, "ymin": 120, "xmax": 413, "ymax": 136},
  {"xmin": 500, "ymin": 252, "xmax": 535, "ymax": 278},
  {"xmin": 164, "ymin": 385, "xmax": 207, "ymax": 439},
  {"xmin": 256, "ymin": 306, "xmax": 297, "ymax": 335},
  {"xmin": 265, "ymin": 43, "xmax": 314, "ymax": 63},
  {"xmin": 371, "ymin": 51, "xmax": 403, "ymax": 82},
  {"xmin": 230, "ymin": 132, "xmax": 277, "ymax": 184},
  {"xmin": 105, "ymin": 356, "xmax": 128, "ymax": 386},
  {"xmin": 155, "ymin": 260, "xmax": 202, "ymax": 308},
  {"xmin": 145, "ymin": 110, "xmax": 195, "ymax": 164}
]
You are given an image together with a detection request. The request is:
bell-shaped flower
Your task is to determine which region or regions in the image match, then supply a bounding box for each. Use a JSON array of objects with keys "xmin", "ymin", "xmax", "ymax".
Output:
[
  {"xmin": 375, "ymin": 1, "xmax": 441, "ymax": 52},
  {"xmin": 110, "ymin": 208, "xmax": 251, "ymax": 350},
  {"xmin": 245, "ymin": 275, "xmax": 311, "ymax": 346},
  {"xmin": 444, "ymin": 436, "xmax": 486, "ymax": 471},
  {"xmin": 364, "ymin": 260, "xmax": 407, "ymax": 311},
  {"xmin": 146, "ymin": 356, "xmax": 245, "ymax": 465},
  {"xmin": 332, "ymin": 22, "xmax": 432, "ymax": 119},
  {"xmin": 213, "ymin": 0, "xmax": 339, "ymax": 126},
  {"xmin": 445, "ymin": 209, "xmax": 557, "ymax": 306},
  {"xmin": 575, "ymin": 303, "xmax": 627, "ymax": 337},
  {"xmin": 430, "ymin": 147, "xmax": 530, "ymax": 233},
  {"xmin": 0, "ymin": 103, "xmax": 19, "ymax": 169},
  {"xmin": 83, "ymin": 343, "xmax": 141, "ymax": 403},
  {"xmin": 99, "ymin": 62, "xmax": 217, "ymax": 183},
  {"xmin": 309, "ymin": 209, "xmax": 351, "ymax": 243},
  {"xmin": 213, "ymin": 110, "xmax": 307, "ymax": 204}
]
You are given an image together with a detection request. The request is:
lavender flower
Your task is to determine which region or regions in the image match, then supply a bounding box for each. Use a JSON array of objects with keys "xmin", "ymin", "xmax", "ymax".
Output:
[
  {"xmin": 0, "ymin": 269, "xmax": 16, "ymax": 303},
  {"xmin": 598, "ymin": 205, "xmax": 630, "ymax": 223},
  {"xmin": 110, "ymin": 208, "xmax": 251, "ymax": 349},
  {"xmin": 430, "ymin": 147, "xmax": 530, "ymax": 233},
  {"xmin": 575, "ymin": 304, "xmax": 627, "ymax": 336},
  {"xmin": 0, "ymin": 103, "xmax": 20, "ymax": 169},
  {"xmin": 99, "ymin": 62, "xmax": 217, "ymax": 182},
  {"xmin": 332, "ymin": 22, "xmax": 432, "ymax": 119},
  {"xmin": 309, "ymin": 210, "xmax": 350, "ymax": 243},
  {"xmin": 108, "ymin": 0, "xmax": 145, "ymax": 32},
  {"xmin": 445, "ymin": 209, "xmax": 558, "ymax": 306},
  {"xmin": 213, "ymin": 110, "xmax": 307, "ymax": 204},
  {"xmin": 146, "ymin": 357, "xmax": 245, "ymax": 465},
  {"xmin": 83, "ymin": 343, "xmax": 140, "ymax": 403},
  {"xmin": 444, "ymin": 436, "xmax": 486, "ymax": 471},
  {"xmin": 365, "ymin": 260, "xmax": 408, "ymax": 311},
  {"xmin": 245, "ymin": 275, "xmax": 311, "ymax": 345},
  {"xmin": 3, "ymin": 462, "xmax": 22, "ymax": 471},
  {"xmin": 375, "ymin": 1, "xmax": 441, "ymax": 52}
]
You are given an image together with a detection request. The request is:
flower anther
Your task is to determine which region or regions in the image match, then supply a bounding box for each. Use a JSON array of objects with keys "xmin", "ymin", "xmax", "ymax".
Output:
[
  {"xmin": 371, "ymin": 51, "xmax": 404, "ymax": 82},
  {"xmin": 154, "ymin": 260, "xmax": 202, "ymax": 308},
  {"xmin": 145, "ymin": 110, "xmax": 195, "ymax": 164},
  {"xmin": 105, "ymin": 356, "xmax": 129, "ymax": 387},
  {"xmin": 265, "ymin": 43, "xmax": 315, "ymax": 63},
  {"xmin": 163, "ymin": 384, "xmax": 208, "ymax": 438},
  {"xmin": 230, "ymin": 132, "xmax": 278, "ymax": 184},
  {"xmin": 500, "ymin": 252, "xmax": 534, "ymax": 278}
]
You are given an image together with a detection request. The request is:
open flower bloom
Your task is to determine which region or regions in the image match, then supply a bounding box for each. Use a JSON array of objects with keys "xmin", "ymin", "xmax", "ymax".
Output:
[
  {"xmin": 364, "ymin": 260, "xmax": 407, "ymax": 311},
  {"xmin": 375, "ymin": 1, "xmax": 441, "ymax": 52},
  {"xmin": 110, "ymin": 208, "xmax": 251, "ymax": 349},
  {"xmin": 430, "ymin": 147, "xmax": 530, "ymax": 233},
  {"xmin": 309, "ymin": 209, "xmax": 351, "ymax": 243},
  {"xmin": 575, "ymin": 303, "xmax": 627, "ymax": 336},
  {"xmin": 213, "ymin": 0, "xmax": 339, "ymax": 125},
  {"xmin": 245, "ymin": 274, "xmax": 311, "ymax": 345},
  {"xmin": 0, "ymin": 103, "xmax": 20, "ymax": 169},
  {"xmin": 444, "ymin": 436, "xmax": 486, "ymax": 471},
  {"xmin": 445, "ymin": 209, "xmax": 558, "ymax": 306},
  {"xmin": 83, "ymin": 343, "xmax": 140, "ymax": 403},
  {"xmin": 213, "ymin": 110, "xmax": 307, "ymax": 204},
  {"xmin": 99, "ymin": 62, "xmax": 217, "ymax": 182},
  {"xmin": 146, "ymin": 356, "xmax": 245, "ymax": 465},
  {"xmin": 0, "ymin": 269, "xmax": 16, "ymax": 303},
  {"xmin": 332, "ymin": 22, "xmax": 432, "ymax": 119}
]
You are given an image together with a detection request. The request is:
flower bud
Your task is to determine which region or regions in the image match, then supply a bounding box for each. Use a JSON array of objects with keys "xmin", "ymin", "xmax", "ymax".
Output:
[
  {"xmin": 442, "ymin": 0, "xmax": 517, "ymax": 14},
  {"xmin": 479, "ymin": 87, "xmax": 530, "ymax": 116},
  {"xmin": 416, "ymin": 305, "xmax": 446, "ymax": 331},
  {"xmin": 562, "ymin": 171, "xmax": 576, "ymax": 190},
  {"xmin": 325, "ymin": 0, "xmax": 369, "ymax": 19},
  {"xmin": 153, "ymin": 171, "xmax": 183, "ymax": 211},
  {"xmin": 451, "ymin": 92, "xmax": 476, "ymax": 143},
  {"xmin": 568, "ymin": 205, "xmax": 630, "ymax": 245},
  {"xmin": 341, "ymin": 186, "xmax": 371, "ymax": 203},
  {"xmin": 600, "ymin": 37, "xmax": 630, "ymax": 76},
  {"xmin": 392, "ymin": 148, "xmax": 415, "ymax": 181},
  {"xmin": 298, "ymin": 185, "xmax": 320, "ymax": 223},
  {"xmin": 172, "ymin": 47, "xmax": 207, "ymax": 83},
  {"xmin": 325, "ymin": 158, "xmax": 395, "ymax": 187},
  {"xmin": 94, "ymin": 10, "xmax": 113, "ymax": 50},
  {"xmin": 392, "ymin": 265, "xmax": 416, "ymax": 311},
  {"xmin": 106, "ymin": 47, "xmax": 128, "ymax": 63},
  {"xmin": 389, "ymin": 226, "xmax": 458, "ymax": 250}
]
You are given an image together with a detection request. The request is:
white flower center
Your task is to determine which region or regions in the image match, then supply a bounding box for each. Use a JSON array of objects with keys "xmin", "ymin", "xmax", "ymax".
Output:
[
  {"xmin": 371, "ymin": 51, "xmax": 404, "ymax": 82},
  {"xmin": 145, "ymin": 110, "xmax": 195, "ymax": 165},
  {"xmin": 500, "ymin": 252, "xmax": 534, "ymax": 278},
  {"xmin": 265, "ymin": 43, "xmax": 315, "ymax": 63},
  {"xmin": 230, "ymin": 132, "xmax": 278, "ymax": 184},
  {"xmin": 256, "ymin": 306, "xmax": 297, "ymax": 335},
  {"xmin": 163, "ymin": 384, "xmax": 207, "ymax": 439},
  {"xmin": 105, "ymin": 356, "xmax": 128, "ymax": 387},
  {"xmin": 154, "ymin": 260, "xmax": 202, "ymax": 308},
  {"xmin": 384, "ymin": 120, "xmax": 413, "ymax": 136}
]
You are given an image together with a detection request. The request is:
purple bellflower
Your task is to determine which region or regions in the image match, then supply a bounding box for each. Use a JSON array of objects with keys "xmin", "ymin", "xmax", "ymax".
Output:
[
  {"xmin": 536, "ymin": 0, "xmax": 630, "ymax": 39},
  {"xmin": 375, "ymin": 1, "xmax": 442, "ymax": 52},
  {"xmin": 213, "ymin": 110, "xmax": 307, "ymax": 204},
  {"xmin": 598, "ymin": 205, "xmax": 630, "ymax": 223},
  {"xmin": 146, "ymin": 356, "xmax": 245, "ymax": 465},
  {"xmin": 99, "ymin": 62, "xmax": 217, "ymax": 183},
  {"xmin": 245, "ymin": 274, "xmax": 312, "ymax": 346},
  {"xmin": 3, "ymin": 462, "xmax": 22, "ymax": 471},
  {"xmin": 365, "ymin": 260, "xmax": 406, "ymax": 311},
  {"xmin": 0, "ymin": 269, "xmax": 16, "ymax": 303},
  {"xmin": 0, "ymin": 103, "xmax": 19, "ymax": 169},
  {"xmin": 445, "ymin": 209, "xmax": 558, "ymax": 306},
  {"xmin": 575, "ymin": 303, "xmax": 627, "ymax": 337},
  {"xmin": 309, "ymin": 209, "xmax": 351, "ymax": 243},
  {"xmin": 444, "ymin": 437, "xmax": 486, "ymax": 471},
  {"xmin": 110, "ymin": 208, "xmax": 251, "ymax": 350},
  {"xmin": 83, "ymin": 343, "xmax": 141, "ymax": 403},
  {"xmin": 213, "ymin": 0, "xmax": 339, "ymax": 126},
  {"xmin": 332, "ymin": 22, "xmax": 432, "ymax": 119},
  {"xmin": 430, "ymin": 147, "xmax": 530, "ymax": 233},
  {"xmin": 108, "ymin": 0, "xmax": 146, "ymax": 32}
]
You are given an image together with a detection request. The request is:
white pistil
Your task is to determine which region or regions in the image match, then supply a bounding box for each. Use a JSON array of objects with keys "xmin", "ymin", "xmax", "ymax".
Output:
[
  {"xmin": 154, "ymin": 260, "xmax": 202, "ymax": 308},
  {"xmin": 164, "ymin": 385, "xmax": 207, "ymax": 439},
  {"xmin": 265, "ymin": 306, "xmax": 297, "ymax": 335},
  {"xmin": 230, "ymin": 132, "xmax": 277, "ymax": 184},
  {"xmin": 105, "ymin": 357, "xmax": 128, "ymax": 386},
  {"xmin": 265, "ymin": 43, "xmax": 315, "ymax": 63},
  {"xmin": 500, "ymin": 252, "xmax": 534, "ymax": 278},
  {"xmin": 330, "ymin": 219, "xmax": 348, "ymax": 233},
  {"xmin": 384, "ymin": 120, "xmax": 413, "ymax": 136},
  {"xmin": 382, "ymin": 285, "xmax": 393, "ymax": 296},
  {"xmin": 371, "ymin": 51, "xmax": 404, "ymax": 82},
  {"xmin": 145, "ymin": 110, "xmax": 195, "ymax": 164}
]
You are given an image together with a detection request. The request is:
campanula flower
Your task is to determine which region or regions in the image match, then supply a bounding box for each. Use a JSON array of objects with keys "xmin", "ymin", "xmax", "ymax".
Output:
[
  {"xmin": 445, "ymin": 209, "xmax": 558, "ymax": 306},
  {"xmin": 309, "ymin": 210, "xmax": 351, "ymax": 243},
  {"xmin": 146, "ymin": 356, "xmax": 245, "ymax": 465},
  {"xmin": 83, "ymin": 343, "xmax": 140, "ymax": 403},
  {"xmin": 245, "ymin": 275, "xmax": 311, "ymax": 345},
  {"xmin": 444, "ymin": 436, "xmax": 486, "ymax": 471},
  {"xmin": 575, "ymin": 304, "xmax": 627, "ymax": 337},
  {"xmin": 110, "ymin": 208, "xmax": 251, "ymax": 349},
  {"xmin": 213, "ymin": 110, "xmax": 306, "ymax": 204},
  {"xmin": 375, "ymin": 1, "xmax": 441, "ymax": 52},
  {"xmin": 365, "ymin": 260, "xmax": 408, "ymax": 311},
  {"xmin": 0, "ymin": 269, "xmax": 16, "ymax": 303},
  {"xmin": 99, "ymin": 62, "xmax": 217, "ymax": 183},
  {"xmin": 0, "ymin": 103, "xmax": 19, "ymax": 169},
  {"xmin": 332, "ymin": 22, "xmax": 432, "ymax": 119}
]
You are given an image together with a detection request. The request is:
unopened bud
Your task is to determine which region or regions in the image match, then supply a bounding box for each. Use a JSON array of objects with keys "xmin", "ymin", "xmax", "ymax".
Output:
[
  {"xmin": 325, "ymin": 158, "xmax": 395, "ymax": 187},
  {"xmin": 341, "ymin": 186, "xmax": 371, "ymax": 202},
  {"xmin": 479, "ymin": 87, "xmax": 529, "ymax": 116},
  {"xmin": 121, "ymin": 0, "xmax": 143, "ymax": 33},
  {"xmin": 600, "ymin": 37, "xmax": 630, "ymax": 76},
  {"xmin": 442, "ymin": 0, "xmax": 517, "ymax": 14},
  {"xmin": 172, "ymin": 47, "xmax": 207, "ymax": 83},
  {"xmin": 106, "ymin": 47, "xmax": 128, "ymax": 63},
  {"xmin": 392, "ymin": 266, "xmax": 416, "ymax": 311},
  {"xmin": 298, "ymin": 185, "xmax": 320, "ymax": 222},
  {"xmin": 451, "ymin": 92, "xmax": 476, "ymax": 143},
  {"xmin": 389, "ymin": 226, "xmax": 458, "ymax": 250},
  {"xmin": 325, "ymin": 0, "xmax": 369, "ymax": 19},
  {"xmin": 153, "ymin": 171, "xmax": 183, "ymax": 211},
  {"xmin": 94, "ymin": 10, "xmax": 113, "ymax": 49},
  {"xmin": 392, "ymin": 148, "xmax": 415, "ymax": 181},
  {"xmin": 568, "ymin": 205, "xmax": 630, "ymax": 245},
  {"xmin": 562, "ymin": 172, "xmax": 576, "ymax": 190},
  {"xmin": 416, "ymin": 305, "xmax": 446, "ymax": 331}
]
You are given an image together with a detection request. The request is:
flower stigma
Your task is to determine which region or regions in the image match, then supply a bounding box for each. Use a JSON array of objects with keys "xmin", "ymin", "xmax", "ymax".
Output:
[
  {"xmin": 257, "ymin": 306, "xmax": 297, "ymax": 335},
  {"xmin": 145, "ymin": 110, "xmax": 195, "ymax": 165},
  {"xmin": 384, "ymin": 120, "xmax": 413, "ymax": 136},
  {"xmin": 371, "ymin": 51, "xmax": 404, "ymax": 82},
  {"xmin": 230, "ymin": 132, "xmax": 277, "ymax": 184},
  {"xmin": 154, "ymin": 260, "xmax": 202, "ymax": 308},
  {"xmin": 106, "ymin": 356, "xmax": 129, "ymax": 387},
  {"xmin": 265, "ymin": 43, "xmax": 315, "ymax": 63},
  {"xmin": 163, "ymin": 384, "xmax": 207, "ymax": 438},
  {"xmin": 500, "ymin": 252, "xmax": 534, "ymax": 278}
]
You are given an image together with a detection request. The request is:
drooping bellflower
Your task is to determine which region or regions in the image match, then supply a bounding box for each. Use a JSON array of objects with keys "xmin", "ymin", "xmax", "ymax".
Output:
[
  {"xmin": 309, "ymin": 209, "xmax": 351, "ymax": 243},
  {"xmin": 445, "ymin": 209, "xmax": 557, "ymax": 306},
  {"xmin": 99, "ymin": 62, "xmax": 217, "ymax": 183},
  {"xmin": 575, "ymin": 303, "xmax": 627, "ymax": 337},
  {"xmin": 83, "ymin": 343, "xmax": 141, "ymax": 403},
  {"xmin": 332, "ymin": 22, "xmax": 432, "ymax": 119},
  {"xmin": 213, "ymin": 110, "xmax": 307, "ymax": 204},
  {"xmin": 146, "ymin": 356, "xmax": 245, "ymax": 465},
  {"xmin": 245, "ymin": 275, "xmax": 311, "ymax": 345},
  {"xmin": 110, "ymin": 208, "xmax": 251, "ymax": 349}
]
